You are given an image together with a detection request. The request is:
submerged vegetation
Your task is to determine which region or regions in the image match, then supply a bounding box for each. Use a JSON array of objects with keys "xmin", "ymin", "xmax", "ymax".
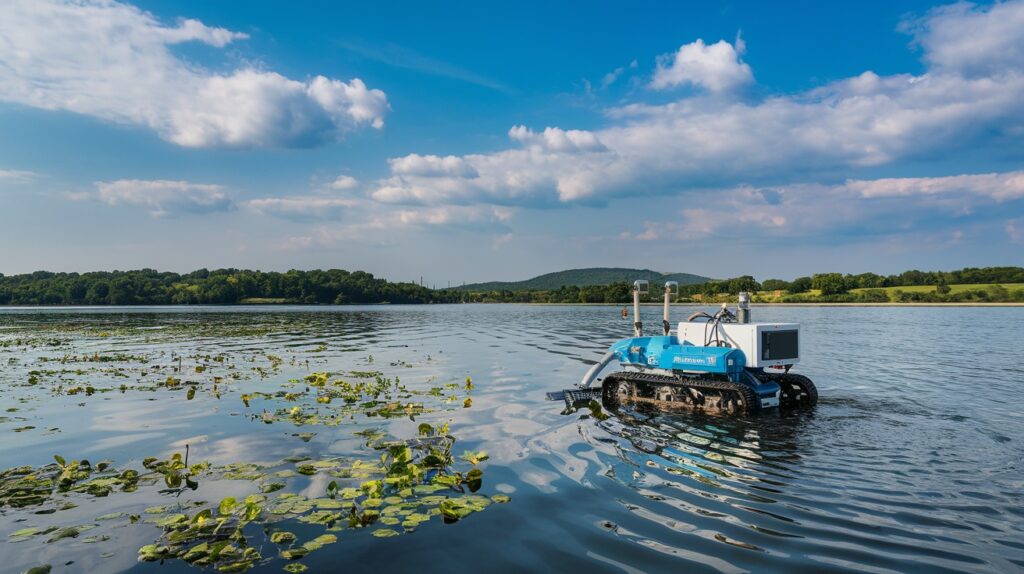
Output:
[{"xmin": 0, "ymin": 316, "xmax": 507, "ymax": 573}]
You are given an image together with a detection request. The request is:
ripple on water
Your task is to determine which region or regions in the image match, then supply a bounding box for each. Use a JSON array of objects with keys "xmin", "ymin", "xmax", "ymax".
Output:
[{"xmin": 0, "ymin": 305, "xmax": 1022, "ymax": 573}]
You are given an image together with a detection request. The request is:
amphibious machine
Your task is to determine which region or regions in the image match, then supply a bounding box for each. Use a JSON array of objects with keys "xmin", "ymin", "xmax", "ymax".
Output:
[{"xmin": 549, "ymin": 281, "xmax": 817, "ymax": 415}]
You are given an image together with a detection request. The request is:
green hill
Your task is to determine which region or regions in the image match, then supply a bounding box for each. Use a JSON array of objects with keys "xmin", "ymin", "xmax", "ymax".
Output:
[{"xmin": 457, "ymin": 268, "xmax": 711, "ymax": 291}]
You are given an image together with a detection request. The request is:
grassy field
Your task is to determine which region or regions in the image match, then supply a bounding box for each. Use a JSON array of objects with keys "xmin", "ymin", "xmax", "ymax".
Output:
[
  {"xmin": 734, "ymin": 283, "xmax": 1024, "ymax": 302},
  {"xmin": 849, "ymin": 283, "xmax": 1024, "ymax": 295}
]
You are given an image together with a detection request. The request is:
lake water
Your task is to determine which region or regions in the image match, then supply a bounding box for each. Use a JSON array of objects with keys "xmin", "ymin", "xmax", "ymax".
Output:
[{"xmin": 1, "ymin": 305, "xmax": 1022, "ymax": 573}]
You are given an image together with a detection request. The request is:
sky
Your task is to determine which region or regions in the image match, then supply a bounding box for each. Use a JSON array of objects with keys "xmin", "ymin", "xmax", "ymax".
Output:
[{"xmin": 1, "ymin": 0, "xmax": 1023, "ymax": 285}]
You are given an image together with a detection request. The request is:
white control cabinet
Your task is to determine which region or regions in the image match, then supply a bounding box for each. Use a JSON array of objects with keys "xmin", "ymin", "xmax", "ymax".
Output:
[{"xmin": 676, "ymin": 322, "xmax": 800, "ymax": 368}]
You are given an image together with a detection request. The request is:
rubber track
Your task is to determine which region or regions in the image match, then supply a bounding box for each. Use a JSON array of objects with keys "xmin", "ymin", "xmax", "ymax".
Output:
[
  {"xmin": 601, "ymin": 371, "xmax": 759, "ymax": 415},
  {"xmin": 765, "ymin": 372, "xmax": 818, "ymax": 408}
]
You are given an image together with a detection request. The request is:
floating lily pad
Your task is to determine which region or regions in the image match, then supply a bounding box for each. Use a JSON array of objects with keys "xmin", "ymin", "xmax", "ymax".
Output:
[
  {"xmin": 270, "ymin": 531, "xmax": 296, "ymax": 545},
  {"xmin": 45, "ymin": 527, "xmax": 79, "ymax": 543},
  {"xmin": 280, "ymin": 547, "xmax": 308, "ymax": 560}
]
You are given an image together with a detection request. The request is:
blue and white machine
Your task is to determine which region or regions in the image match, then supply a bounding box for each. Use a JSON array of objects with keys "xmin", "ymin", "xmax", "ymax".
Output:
[{"xmin": 550, "ymin": 281, "xmax": 817, "ymax": 415}]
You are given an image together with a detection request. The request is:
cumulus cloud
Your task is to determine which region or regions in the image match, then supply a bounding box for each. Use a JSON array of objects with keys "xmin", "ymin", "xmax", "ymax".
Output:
[
  {"xmin": 650, "ymin": 38, "xmax": 753, "ymax": 92},
  {"xmin": 620, "ymin": 171, "xmax": 1024, "ymax": 242},
  {"xmin": 369, "ymin": 1, "xmax": 1024, "ymax": 209},
  {"xmin": 330, "ymin": 175, "xmax": 359, "ymax": 190},
  {"xmin": 905, "ymin": 1, "xmax": 1024, "ymax": 77},
  {"xmin": 388, "ymin": 154, "xmax": 479, "ymax": 178},
  {"xmin": 94, "ymin": 179, "xmax": 234, "ymax": 217},
  {"xmin": 0, "ymin": 0, "xmax": 388, "ymax": 148},
  {"xmin": 508, "ymin": 126, "xmax": 607, "ymax": 153},
  {"xmin": 373, "ymin": 128, "xmax": 611, "ymax": 205}
]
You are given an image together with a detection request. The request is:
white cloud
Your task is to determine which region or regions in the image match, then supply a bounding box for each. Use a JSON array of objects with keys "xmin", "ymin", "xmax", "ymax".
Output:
[
  {"xmin": 245, "ymin": 196, "xmax": 357, "ymax": 222},
  {"xmin": 0, "ymin": 0, "xmax": 388, "ymax": 148},
  {"xmin": 388, "ymin": 154, "xmax": 479, "ymax": 178},
  {"xmin": 330, "ymin": 175, "xmax": 359, "ymax": 190},
  {"xmin": 600, "ymin": 60, "xmax": 638, "ymax": 89},
  {"xmin": 373, "ymin": 128, "xmax": 611, "ymax": 205},
  {"xmin": 94, "ymin": 179, "xmax": 233, "ymax": 217},
  {"xmin": 396, "ymin": 205, "xmax": 513, "ymax": 227},
  {"xmin": 650, "ymin": 38, "xmax": 753, "ymax": 92},
  {"xmin": 1007, "ymin": 218, "xmax": 1024, "ymax": 243},
  {"xmin": 369, "ymin": 1, "xmax": 1024, "ymax": 208},
  {"xmin": 906, "ymin": 1, "xmax": 1024, "ymax": 77},
  {"xmin": 0, "ymin": 169, "xmax": 35, "ymax": 183},
  {"xmin": 508, "ymin": 126, "xmax": 607, "ymax": 153},
  {"xmin": 843, "ymin": 171, "xmax": 1024, "ymax": 201},
  {"xmin": 284, "ymin": 205, "xmax": 514, "ymax": 249},
  {"xmin": 154, "ymin": 17, "xmax": 247, "ymax": 46},
  {"xmin": 620, "ymin": 171, "xmax": 1024, "ymax": 242}
]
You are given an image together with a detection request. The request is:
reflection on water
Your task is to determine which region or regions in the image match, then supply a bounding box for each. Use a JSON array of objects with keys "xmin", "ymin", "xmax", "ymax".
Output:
[{"xmin": 0, "ymin": 304, "xmax": 1022, "ymax": 573}]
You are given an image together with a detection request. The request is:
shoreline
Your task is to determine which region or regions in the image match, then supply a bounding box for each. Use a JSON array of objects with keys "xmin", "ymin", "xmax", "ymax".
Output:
[
  {"xmin": 1, "ymin": 301, "xmax": 1023, "ymax": 310},
  {"xmin": 517, "ymin": 302, "xmax": 1024, "ymax": 307}
]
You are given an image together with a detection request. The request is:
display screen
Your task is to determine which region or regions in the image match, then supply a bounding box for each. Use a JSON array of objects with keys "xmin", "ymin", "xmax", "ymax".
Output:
[{"xmin": 762, "ymin": 330, "xmax": 798, "ymax": 361}]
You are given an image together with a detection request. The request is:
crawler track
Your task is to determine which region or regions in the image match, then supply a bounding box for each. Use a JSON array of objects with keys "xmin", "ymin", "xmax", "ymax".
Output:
[
  {"xmin": 601, "ymin": 371, "xmax": 758, "ymax": 416},
  {"xmin": 765, "ymin": 372, "xmax": 818, "ymax": 408}
]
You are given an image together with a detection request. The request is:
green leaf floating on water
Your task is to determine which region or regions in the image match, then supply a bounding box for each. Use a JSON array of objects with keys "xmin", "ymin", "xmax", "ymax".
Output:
[
  {"xmin": 23, "ymin": 566, "xmax": 51, "ymax": 574},
  {"xmin": 45, "ymin": 527, "xmax": 79, "ymax": 543},
  {"xmin": 261, "ymin": 482, "xmax": 285, "ymax": 493},
  {"xmin": 218, "ymin": 497, "xmax": 237, "ymax": 515},
  {"xmin": 138, "ymin": 544, "xmax": 170, "ymax": 561},
  {"xmin": 96, "ymin": 512, "xmax": 125, "ymax": 521},
  {"xmin": 439, "ymin": 495, "xmax": 492, "ymax": 522},
  {"xmin": 270, "ymin": 531, "xmax": 296, "ymax": 544},
  {"xmin": 301, "ymin": 533, "xmax": 338, "ymax": 552},
  {"xmin": 0, "ymin": 341, "xmax": 501, "ymax": 572},
  {"xmin": 461, "ymin": 451, "xmax": 489, "ymax": 464},
  {"xmin": 280, "ymin": 547, "xmax": 308, "ymax": 560}
]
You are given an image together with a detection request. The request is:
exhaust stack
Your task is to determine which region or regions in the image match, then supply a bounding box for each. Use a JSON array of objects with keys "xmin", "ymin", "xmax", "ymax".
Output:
[
  {"xmin": 663, "ymin": 281, "xmax": 678, "ymax": 335},
  {"xmin": 633, "ymin": 280, "xmax": 649, "ymax": 337},
  {"xmin": 738, "ymin": 291, "xmax": 751, "ymax": 324}
]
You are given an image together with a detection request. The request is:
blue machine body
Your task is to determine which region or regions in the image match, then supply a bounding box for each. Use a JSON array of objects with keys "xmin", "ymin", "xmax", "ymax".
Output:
[{"xmin": 609, "ymin": 335, "xmax": 782, "ymax": 407}]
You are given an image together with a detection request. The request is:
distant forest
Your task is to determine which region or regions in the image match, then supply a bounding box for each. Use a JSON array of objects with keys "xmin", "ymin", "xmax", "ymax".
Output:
[
  {"xmin": 461, "ymin": 267, "xmax": 1024, "ymax": 304},
  {"xmin": 0, "ymin": 266, "xmax": 1022, "ymax": 306},
  {"xmin": 0, "ymin": 269, "xmax": 454, "ymax": 305}
]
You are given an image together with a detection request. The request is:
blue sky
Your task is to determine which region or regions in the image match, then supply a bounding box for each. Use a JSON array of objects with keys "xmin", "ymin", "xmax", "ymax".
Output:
[{"xmin": 1, "ymin": 0, "xmax": 1022, "ymax": 284}]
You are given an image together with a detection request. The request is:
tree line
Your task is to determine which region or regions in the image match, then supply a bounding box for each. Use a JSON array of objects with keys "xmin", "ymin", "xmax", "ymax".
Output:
[
  {"xmin": 455, "ymin": 266, "xmax": 1024, "ymax": 304},
  {"xmin": 1, "ymin": 266, "xmax": 1022, "ymax": 306},
  {"xmin": 0, "ymin": 269, "xmax": 457, "ymax": 306}
]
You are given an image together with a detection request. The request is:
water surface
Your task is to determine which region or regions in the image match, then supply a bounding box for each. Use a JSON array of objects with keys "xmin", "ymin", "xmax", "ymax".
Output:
[{"xmin": 1, "ymin": 305, "xmax": 1022, "ymax": 573}]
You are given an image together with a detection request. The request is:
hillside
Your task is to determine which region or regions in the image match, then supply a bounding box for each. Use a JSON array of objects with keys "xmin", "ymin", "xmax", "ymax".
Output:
[{"xmin": 456, "ymin": 268, "xmax": 711, "ymax": 291}]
